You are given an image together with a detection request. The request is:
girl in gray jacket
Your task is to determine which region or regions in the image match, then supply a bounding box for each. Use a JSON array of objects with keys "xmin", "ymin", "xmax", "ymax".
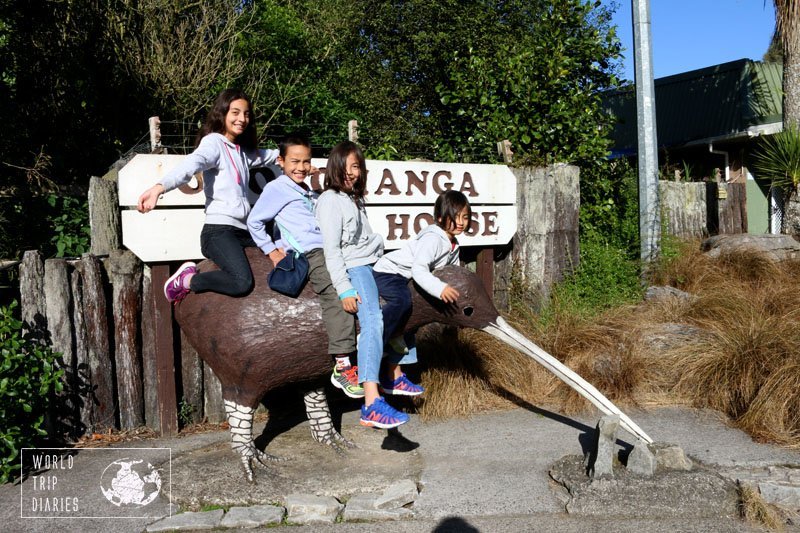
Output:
[
  {"xmin": 316, "ymin": 141, "xmax": 409, "ymax": 429},
  {"xmin": 137, "ymin": 89, "xmax": 278, "ymax": 303}
]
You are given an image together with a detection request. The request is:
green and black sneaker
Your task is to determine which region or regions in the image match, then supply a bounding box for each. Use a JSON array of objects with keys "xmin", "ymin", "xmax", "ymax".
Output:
[{"xmin": 331, "ymin": 365, "xmax": 365, "ymax": 398}]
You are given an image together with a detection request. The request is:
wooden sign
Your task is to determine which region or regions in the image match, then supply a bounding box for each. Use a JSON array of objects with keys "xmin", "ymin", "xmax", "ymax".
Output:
[{"xmin": 119, "ymin": 154, "xmax": 517, "ymax": 262}]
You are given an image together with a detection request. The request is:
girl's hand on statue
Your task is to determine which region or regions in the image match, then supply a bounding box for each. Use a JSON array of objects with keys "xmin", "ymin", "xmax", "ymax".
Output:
[
  {"xmin": 342, "ymin": 295, "xmax": 360, "ymax": 314},
  {"xmin": 137, "ymin": 184, "xmax": 165, "ymax": 213},
  {"xmin": 268, "ymin": 248, "xmax": 287, "ymax": 265},
  {"xmin": 440, "ymin": 285, "xmax": 459, "ymax": 304}
]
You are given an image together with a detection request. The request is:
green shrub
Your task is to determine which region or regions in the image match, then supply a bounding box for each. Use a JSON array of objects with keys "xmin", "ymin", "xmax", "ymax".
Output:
[
  {"xmin": 544, "ymin": 233, "xmax": 642, "ymax": 320},
  {"xmin": 47, "ymin": 193, "xmax": 90, "ymax": 258},
  {"xmin": 0, "ymin": 300, "xmax": 63, "ymax": 484},
  {"xmin": 579, "ymin": 158, "xmax": 640, "ymax": 258}
]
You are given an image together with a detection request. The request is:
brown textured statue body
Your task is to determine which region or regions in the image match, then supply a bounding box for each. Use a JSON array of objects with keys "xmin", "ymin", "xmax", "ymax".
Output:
[{"xmin": 175, "ymin": 247, "xmax": 652, "ymax": 482}]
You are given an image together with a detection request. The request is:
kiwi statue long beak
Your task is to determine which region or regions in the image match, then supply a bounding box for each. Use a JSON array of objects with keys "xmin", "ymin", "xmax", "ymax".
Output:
[{"xmin": 481, "ymin": 316, "xmax": 653, "ymax": 444}]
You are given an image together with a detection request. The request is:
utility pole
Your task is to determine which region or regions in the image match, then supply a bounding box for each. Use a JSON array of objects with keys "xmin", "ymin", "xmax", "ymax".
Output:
[{"xmin": 632, "ymin": 0, "xmax": 660, "ymax": 264}]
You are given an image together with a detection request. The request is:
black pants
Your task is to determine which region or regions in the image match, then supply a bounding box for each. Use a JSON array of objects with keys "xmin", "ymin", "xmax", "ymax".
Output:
[{"xmin": 190, "ymin": 224, "xmax": 256, "ymax": 296}]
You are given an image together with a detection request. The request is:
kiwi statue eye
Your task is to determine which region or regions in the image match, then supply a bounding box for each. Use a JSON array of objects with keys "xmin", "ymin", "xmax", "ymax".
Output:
[{"xmin": 463, "ymin": 306, "xmax": 474, "ymax": 316}]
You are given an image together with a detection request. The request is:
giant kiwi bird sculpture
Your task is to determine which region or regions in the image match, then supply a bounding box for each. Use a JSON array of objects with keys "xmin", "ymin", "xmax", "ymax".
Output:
[{"xmin": 175, "ymin": 248, "xmax": 651, "ymax": 482}]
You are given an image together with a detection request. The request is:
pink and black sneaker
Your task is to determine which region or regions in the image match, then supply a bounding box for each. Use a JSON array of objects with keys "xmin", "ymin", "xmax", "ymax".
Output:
[{"xmin": 164, "ymin": 262, "xmax": 197, "ymax": 303}]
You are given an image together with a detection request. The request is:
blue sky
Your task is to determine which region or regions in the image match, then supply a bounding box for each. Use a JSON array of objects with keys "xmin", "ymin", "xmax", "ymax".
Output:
[{"xmin": 602, "ymin": 0, "xmax": 777, "ymax": 81}]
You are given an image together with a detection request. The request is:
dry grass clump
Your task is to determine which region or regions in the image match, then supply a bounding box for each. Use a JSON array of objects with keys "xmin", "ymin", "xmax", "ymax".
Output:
[
  {"xmin": 737, "ymin": 482, "xmax": 784, "ymax": 530},
  {"xmin": 416, "ymin": 303, "xmax": 652, "ymax": 420},
  {"xmin": 415, "ymin": 326, "xmax": 517, "ymax": 419},
  {"xmin": 417, "ymin": 242, "xmax": 800, "ymax": 448},
  {"xmin": 661, "ymin": 253, "xmax": 800, "ymax": 446}
]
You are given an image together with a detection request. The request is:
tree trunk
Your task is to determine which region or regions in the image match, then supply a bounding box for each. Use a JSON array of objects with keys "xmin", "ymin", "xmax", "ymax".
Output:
[{"xmin": 777, "ymin": 0, "xmax": 800, "ymax": 129}]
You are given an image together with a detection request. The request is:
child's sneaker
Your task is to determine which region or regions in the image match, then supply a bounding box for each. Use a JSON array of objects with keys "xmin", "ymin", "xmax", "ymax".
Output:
[
  {"xmin": 330, "ymin": 365, "xmax": 365, "ymax": 398},
  {"xmin": 164, "ymin": 262, "xmax": 197, "ymax": 303},
  {"xmin": 359, "ymin": 397, "xmax": 409, "ymax": 429},
  {"xmin": 388, "ymin": 336, "xmax": 409, "ymax": 355},
  {"xmin": 380, "ymin": 373, "xmax": 425, "ymax": 397}
]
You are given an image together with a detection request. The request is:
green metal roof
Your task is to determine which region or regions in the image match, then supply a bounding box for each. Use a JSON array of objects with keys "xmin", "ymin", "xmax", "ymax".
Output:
[{"xmin": 604, "ymin": 59, "xmax": 783, "ymax": 156}]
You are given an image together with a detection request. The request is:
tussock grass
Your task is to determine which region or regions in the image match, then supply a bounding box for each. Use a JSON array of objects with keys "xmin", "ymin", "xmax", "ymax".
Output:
[
  {"xmin": 416, "ymin": 241, "xmax": 800, "ymax": 448},
  {"xmin": 737, "ymin": 482, "xmax": 784, "ymax": 531}
]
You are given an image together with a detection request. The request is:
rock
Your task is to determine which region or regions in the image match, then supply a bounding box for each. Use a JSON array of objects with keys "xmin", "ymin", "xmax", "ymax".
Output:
[
  {"xmin": 701, "ymin": 234, "xmax": 800, "ymax": 262},
  {"xmin": 639, "ymin": 323, "xmax": 707, "ymax": 352},
  {"xmin": 146, "ymin": 509, "xmax": 224, "ymax": 531},
  {"xmin": 219, "ymin": 505, "xmax": 284, "ymax": 528},
  {"xmin": 645, "ymin": 286, "xmax": 695, "ymax": 302},
  {"xmin": 375, "ymin": 479, "xmax": 418, "ymax": 509},
  {"xmin": 590, "ymin": 415, "xmax": 619, "ymax": 479},
  {"xmin": 285, "ymin": 494, "xmax": 342, "ymax": 524},
  {"xmin": 550, "ymin": 455, "xmax": 738, "ymax": 518},
  {"xmin": 653, "ymin": 444, "xmax": 693, "ymax": 471},
  {"xmin": 758, "ymin": 482, "xmax": 800, "ymax": 509},
  {"xmin": 626, "ymin": 439, "xmax": 656, "ymax": 477},
  {"xmin": 343, "ymin": 493, "xmax": 414, "ymax": 521}
]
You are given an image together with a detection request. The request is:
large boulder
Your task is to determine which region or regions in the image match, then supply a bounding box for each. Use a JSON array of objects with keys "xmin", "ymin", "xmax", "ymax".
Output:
[{"xmin": 701, "ymin": 234, "xmax": 800, "ymax": 262}]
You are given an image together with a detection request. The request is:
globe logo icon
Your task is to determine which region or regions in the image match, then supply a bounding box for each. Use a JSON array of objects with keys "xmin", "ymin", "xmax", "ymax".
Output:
[{"xmin": 100, "ymin": 458, "xmax": 162, "ymax": 506}]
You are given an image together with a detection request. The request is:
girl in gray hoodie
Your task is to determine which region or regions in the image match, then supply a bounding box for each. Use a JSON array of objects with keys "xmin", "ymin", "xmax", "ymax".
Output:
[
  {"xmin": 372, "ymin": 190, "xmax": 471, "ymax": 394},
  {"xmin": 137, "ymin": 89, "xmax": 278, "ymax": 303}
]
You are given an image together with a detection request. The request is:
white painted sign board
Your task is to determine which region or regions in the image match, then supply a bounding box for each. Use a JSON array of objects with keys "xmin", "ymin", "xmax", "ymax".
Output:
[{"xmin": 119, "ymin": 154, "xmax": 517, "ymax": 262}]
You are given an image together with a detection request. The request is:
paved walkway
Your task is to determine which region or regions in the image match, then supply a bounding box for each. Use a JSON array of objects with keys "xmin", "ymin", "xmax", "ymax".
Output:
[{"xmin": 2, "ymin": 404, "xmax": 799, "ymax": 532}]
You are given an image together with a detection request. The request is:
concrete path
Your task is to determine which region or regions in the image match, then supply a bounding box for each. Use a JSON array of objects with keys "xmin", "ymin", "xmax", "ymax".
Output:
[{"xmin": 2, "ymin": 404, "xmax": 798, "ymax": 532}]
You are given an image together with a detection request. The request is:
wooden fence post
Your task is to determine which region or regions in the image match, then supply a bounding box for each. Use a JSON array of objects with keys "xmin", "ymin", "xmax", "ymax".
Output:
[
  {"xmin": 44, "ymin": 258, "xmax": 80, "ymax": 434},
  {"xmin": 180, "ymin": 330, "xmax": 204, "ymax": 424},
  {"xmin": 70, "ymin": 265, "xmax": 92, "ymax": 433},
  {"xmin": 149, "ymin": 264, "xmax": 178, "ymax": 436},
  {"xmin": 109, "ymin": 250, "xmax": 144, "ymax": 429},
  {"xmin": 44, "ymin": 259, "xmax": 74, "ymax": 369},
  {"xmin": 149, "ymin": 116, "xmax": 162, "ymax": 153},
  {"xmin": 88, "ymin": 176, "xmax": 121, "ymax": 256},
  {"xmin": 77, "ymin": 254, "xmax": 116, "ymax": 430},
  {"xmin": 203, "ymin": 365, "xmax": 226, "ymax": 424},
  {"xmin": 20, "ymin": 250, "xmax": 45, "ymax": 333},
  {"xmin": 505, "ymin": 165, "xmax": 580, "ymax": 308},
  {"xmin": 141, "ymin": 266, "xmax": 160, "ymax": 430},
  {"xmin": 475, "ymin": 248, "xmax": 494, "ymax": 300},
  {"xmin": 348, "ymin": 119, "xmax": 359, "ymax": 143}
]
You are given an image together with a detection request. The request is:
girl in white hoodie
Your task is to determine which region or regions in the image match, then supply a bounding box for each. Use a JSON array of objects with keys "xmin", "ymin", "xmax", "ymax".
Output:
[
  {"xmin": 137, "ymin": 89, "xmax": 278, "ymax": 303},
  {"xmin": 371, "ymin": 190, "xmax": 471, "ymax": 392}
]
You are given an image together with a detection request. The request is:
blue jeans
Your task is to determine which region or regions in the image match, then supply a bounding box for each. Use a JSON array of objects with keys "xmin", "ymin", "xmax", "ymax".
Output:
[
  {"xmin": 192, "ymin": 224, "xmax": 255, "ymax": 296},
  {"xmin": 347, "ymin": 265, "xmax": 383, "ymax": 384},
  {"xmin": 372, "ymin": 271, "xmax": 418, "ymax": 366}
]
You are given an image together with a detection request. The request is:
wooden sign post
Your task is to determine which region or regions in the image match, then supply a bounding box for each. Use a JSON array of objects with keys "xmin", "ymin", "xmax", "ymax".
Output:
[{"xmin": 118, "ymin": 155, "xmax": 517, "ymax": 436}]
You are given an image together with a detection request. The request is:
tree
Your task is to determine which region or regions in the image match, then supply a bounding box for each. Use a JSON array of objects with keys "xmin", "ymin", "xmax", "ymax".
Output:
[
  {"xmin": 774, "ymin": 0, "xmax": 800, "ymax": 129},
  {"xmin": 436, "ymin": 0, "xmax": 621, "ymax": 164},
  {"xmin": 322, "ymin": 0, "xmax": 621, "ymax": 163},
  {"xmin": 105, "ymin": 0, "xmax": 256, "ymax": 124}
]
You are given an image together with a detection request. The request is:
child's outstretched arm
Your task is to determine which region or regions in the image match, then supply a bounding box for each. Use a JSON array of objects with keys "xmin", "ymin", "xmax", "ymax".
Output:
[
  {"xmin": 138, "ymin": 135, "xmax": 220, "ymax": 213},
  {"xmin": 137, "ymin": 184, "xmax": 165, "ymax": 213},
  {"xmin": 247, "ymin": 148, "xmax": 279, "ymax": 168}
]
